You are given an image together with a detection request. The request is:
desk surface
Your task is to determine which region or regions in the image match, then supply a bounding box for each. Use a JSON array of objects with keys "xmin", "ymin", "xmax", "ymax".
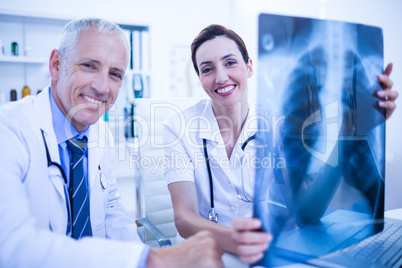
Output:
[
  {"xmin": 224, "ymin": 209, "xmax": 402, "ymax": 268},
  {"xmin": 249, "ymin": 209, "xmax": 402, "ymax": 268},
  {"xmin": 385, "ymin": 208, "xmax": 402, "ymax": 220}
]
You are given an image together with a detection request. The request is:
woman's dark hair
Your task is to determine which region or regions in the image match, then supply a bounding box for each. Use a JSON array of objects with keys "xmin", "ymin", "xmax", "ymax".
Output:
[{"xmin": 191, "ymin": 24, "xmax": 249, "ymax": 76}]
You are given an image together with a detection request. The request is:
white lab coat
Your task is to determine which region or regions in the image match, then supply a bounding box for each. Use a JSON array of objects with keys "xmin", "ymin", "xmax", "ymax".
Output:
[
  {"xmin": 0, "ymin": 88, "xmax": 145, "ymax": 268},
  {"xmin": 163, "ymin": 99, "xmax": 263, "ymax": 227}
]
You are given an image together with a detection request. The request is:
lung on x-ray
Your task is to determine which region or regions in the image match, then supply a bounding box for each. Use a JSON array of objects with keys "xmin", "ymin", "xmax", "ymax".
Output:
[{"xmin": 254, "ymin": 13, "xmax": 386, "ymax": 266}]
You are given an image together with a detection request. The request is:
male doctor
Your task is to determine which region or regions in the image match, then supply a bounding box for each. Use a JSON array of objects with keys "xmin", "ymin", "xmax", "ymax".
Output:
[{"xmin": 0, "ymin": 18, "xmax": 269, "ymax": 268}]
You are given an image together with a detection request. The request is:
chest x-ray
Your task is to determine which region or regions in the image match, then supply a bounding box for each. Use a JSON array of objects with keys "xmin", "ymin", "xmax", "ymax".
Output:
[{"xmin": 254, "ymin": 13, "xmax": 386, "ymax": 266}]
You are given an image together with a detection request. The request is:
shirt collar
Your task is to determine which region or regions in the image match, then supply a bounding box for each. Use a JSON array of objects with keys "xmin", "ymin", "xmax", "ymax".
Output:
[
  {"xmin": 49, "ymin": 89, "xmax": 89, "ymax": 145},
  {"xmin": 198, "ymin": 100, "xmax": 222, "ymax": 143},
  {"xmin": 198, "ymin": 100, "xmax": 258, "ymax": 146},
  {"xmin": 237, "ymin": 105, "xmax": 258, "ymax": 146}
]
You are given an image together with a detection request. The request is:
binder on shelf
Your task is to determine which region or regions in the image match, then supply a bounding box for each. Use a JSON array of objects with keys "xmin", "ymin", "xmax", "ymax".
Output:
[
  {"xmin": 122, "ymin": 29, "xmax": 132, "ymax": 69},
  {"xmin": 132, "ymin": 30, "xmax": 141, "ymax": 71},
  {"xmin": 141, "ymin": 30, "xmax": 149, "ymax": 72},
  {"xmin": 125, "ymin": 73, "xmax": 135, "ymax": 102}
]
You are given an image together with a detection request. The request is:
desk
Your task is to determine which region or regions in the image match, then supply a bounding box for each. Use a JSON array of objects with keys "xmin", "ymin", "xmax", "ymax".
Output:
[
  {"xmin": 385, "ymin": 208, "xmax": 402, "ymax": 220},
  {"xmin": 241, "ymin": 209, "xmax": 402, "ymax": 268}
]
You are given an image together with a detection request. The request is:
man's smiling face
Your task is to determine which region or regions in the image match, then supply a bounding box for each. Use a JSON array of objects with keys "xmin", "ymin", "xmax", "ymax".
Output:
[{"xmin": 50, "ymin": 29, "xmax": 128, "ymax": 132}]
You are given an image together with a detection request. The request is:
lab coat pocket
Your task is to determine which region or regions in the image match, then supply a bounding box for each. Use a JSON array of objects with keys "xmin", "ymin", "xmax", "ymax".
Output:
[
  {"xmin": 99, "ymin": 168, "xmax": 110, "ymax": 191},
  {"xmin": 89, "ymin": 168, "xmax": 111, "ymax": 237},
  {"xmin": 97, "ymin": 167, "xmax": 112, "ymax": 207},
  {"xmin": 48, "ymin": 167, "xmax": 68, "ymax": 235}
]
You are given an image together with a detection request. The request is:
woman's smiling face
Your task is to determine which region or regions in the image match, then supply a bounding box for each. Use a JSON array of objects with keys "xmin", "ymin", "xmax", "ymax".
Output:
[{"xmin": 195, "ymin": 36, "xmax": 253, "ymax": 110}]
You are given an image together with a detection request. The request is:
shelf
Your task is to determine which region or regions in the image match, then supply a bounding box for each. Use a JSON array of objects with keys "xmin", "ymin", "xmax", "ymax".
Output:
[
  {"xmin": 0, "ymin": 55, "xmax": 47, "ymax": 64},
  {"xmin": 126, "ymin": 69, "xmax": 151, "ymax": 76}
]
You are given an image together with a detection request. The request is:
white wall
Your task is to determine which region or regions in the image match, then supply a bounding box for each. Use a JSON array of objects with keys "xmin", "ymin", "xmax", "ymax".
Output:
[
  {"xmin": 1, "ymin": 0, "xmax": 400, "ymax": 210},
  {"xmin": 231, "ymin": 0, "xmax": 402, "ymax": 210},
  {"xmin": 0, "ymin": 0, "xmax": 231, "ymax": 99}
]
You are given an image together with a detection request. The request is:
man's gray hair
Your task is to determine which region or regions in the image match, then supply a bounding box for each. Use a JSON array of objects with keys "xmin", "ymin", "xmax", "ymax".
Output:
[{"xmin": 58, "ymin": 18, "xmax": 130, "ymax": 70}]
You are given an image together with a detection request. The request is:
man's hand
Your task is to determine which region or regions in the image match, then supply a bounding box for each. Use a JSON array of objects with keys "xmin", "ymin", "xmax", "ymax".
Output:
[
  {"xmin": 377, "ymin": 63, "xmax": 398, "ymax": 119},
  {"xmin": 146, "ymin": 231, "xmax": 224, "ymax": 268},
  {"xmin": 231, "ymin": 218, "xmax": 272, "ymax": 264}
]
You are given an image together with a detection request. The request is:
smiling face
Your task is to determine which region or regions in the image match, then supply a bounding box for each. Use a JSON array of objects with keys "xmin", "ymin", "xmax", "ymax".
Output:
[
  {"xmin": 49, "ymin": 29, "xmax": 128, "ymax": 132},
  {"xmin": 195, "ymin": 36, "xmax": 253, "ymax": 112}
]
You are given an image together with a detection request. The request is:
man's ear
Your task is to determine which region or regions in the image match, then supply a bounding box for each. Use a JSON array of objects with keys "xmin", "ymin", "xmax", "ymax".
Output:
[{"xmin": 49, "ymin": 49, "xmax": 62, "ymax": 81}]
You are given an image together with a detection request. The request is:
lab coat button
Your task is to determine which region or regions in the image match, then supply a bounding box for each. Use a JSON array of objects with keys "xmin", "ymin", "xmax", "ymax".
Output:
[
  {"xmin": 225, "ymin": 179, "xmax": 231, "ymax": 184},
  {"xmin": 237, "ymin": 195, "xmax": 242, "ymax": 200},
  {"xmin": 230, "ymin": 206, "xmax": 236, "ymax": 211}
]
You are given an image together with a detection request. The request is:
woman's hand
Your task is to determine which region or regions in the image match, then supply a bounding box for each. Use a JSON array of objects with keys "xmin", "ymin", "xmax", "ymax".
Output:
[
  {"xmin": 377, "ymin": 63, "xmax": 398, "ymax": 119},
  {"xmin": 230, "ymin": 218, "xmax": 272, "ymax": 264}
]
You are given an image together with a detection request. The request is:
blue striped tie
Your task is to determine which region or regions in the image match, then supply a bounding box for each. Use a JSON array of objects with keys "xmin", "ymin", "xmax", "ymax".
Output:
[{"xmin": 67, "ymin": 137, "xmax": 92, "ymax": 239}]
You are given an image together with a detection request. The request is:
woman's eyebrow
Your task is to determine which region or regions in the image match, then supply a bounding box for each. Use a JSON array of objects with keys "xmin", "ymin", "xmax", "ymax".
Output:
[
  {"xmin": 199, "ymin": 60, "xmax": 212, "ymax": 67},
  {"xmin": 199, "ymin": 53, "xmax": 237, "ymax": 67},
  {"xmin": 221, "ymin": 53, "xmax": 236, "ymax": 61}
]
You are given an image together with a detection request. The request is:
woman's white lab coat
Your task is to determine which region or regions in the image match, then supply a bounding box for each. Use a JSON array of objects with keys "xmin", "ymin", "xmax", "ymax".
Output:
[
  {"xmin": 163, "ymin": 99, "xmax": 266, "ymax": 227},
  {"xmin": 0, "ymin": 88, "xmax": 145, "ymax": 268}
]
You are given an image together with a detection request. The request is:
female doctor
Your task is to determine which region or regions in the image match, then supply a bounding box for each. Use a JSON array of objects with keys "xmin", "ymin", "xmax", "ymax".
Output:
[
  {"xmin": 162, "ymin": 24, "xmax": 272, "ymax": 264},
  {"xmin": 162, "ymin": 24, "xmax": 398, "ymax": 263}
]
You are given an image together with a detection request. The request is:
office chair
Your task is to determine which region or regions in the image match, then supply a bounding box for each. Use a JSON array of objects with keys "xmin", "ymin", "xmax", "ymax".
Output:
[{"xmin": 132, "ymin": 98, "xmax": 204, "ymax": 246}]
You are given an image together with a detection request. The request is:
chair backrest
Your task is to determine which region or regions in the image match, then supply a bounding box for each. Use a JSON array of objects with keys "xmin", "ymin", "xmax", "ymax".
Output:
[{"xmin": 133, "ymin": 97, "xmax": 204, "ymax": 246}]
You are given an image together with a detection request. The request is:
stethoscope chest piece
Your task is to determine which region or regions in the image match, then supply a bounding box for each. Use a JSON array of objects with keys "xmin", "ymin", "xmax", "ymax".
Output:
[
  {"xmin": 208, "ymin": 210, "xmax": 219, "ymax": 223},
  {"xmin": 100, "ymin": 172, "xmax": 108, "ymax": 190}
]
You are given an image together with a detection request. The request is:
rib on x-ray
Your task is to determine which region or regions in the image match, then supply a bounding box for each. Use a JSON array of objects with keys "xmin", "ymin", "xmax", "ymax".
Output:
[{"xmin": 254, "ymin": 13, "xmax": 386, "ymax": 265}]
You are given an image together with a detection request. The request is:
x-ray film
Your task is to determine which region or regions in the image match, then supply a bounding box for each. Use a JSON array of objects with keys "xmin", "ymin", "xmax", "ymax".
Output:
[{"xmin": 254, "ymin": 13, "xmax": 386, "ymax": 266}]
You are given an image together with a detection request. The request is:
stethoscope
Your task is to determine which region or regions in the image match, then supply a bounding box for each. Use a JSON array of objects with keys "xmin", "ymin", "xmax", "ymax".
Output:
[
  {"xmin": 203, "ymin": 133, "xmax": 257, "ymax": 223},
  {"xmin": 41, "ymin": 130, "xmax": 108, "ymax": 237},
  {"xmin": 41, "ymin": 129, "xmax": 72, "ymax": 236}
]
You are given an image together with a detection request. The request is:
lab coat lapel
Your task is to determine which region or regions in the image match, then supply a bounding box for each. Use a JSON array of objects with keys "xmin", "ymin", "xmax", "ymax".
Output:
[
  {"xmin": 87, "ymin": 123, "xmax": 102, "ymax": 193},
  {"xmin": 236, "ymin": 106, "xmax": 259, "ymax": 159},
  {"xmin": 34, "ymin": 87, "xmax": 65, "ymax": 198},
  {"xmin": 198, "ymin": 100, "xmax": 232, "ymax": 179}
]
